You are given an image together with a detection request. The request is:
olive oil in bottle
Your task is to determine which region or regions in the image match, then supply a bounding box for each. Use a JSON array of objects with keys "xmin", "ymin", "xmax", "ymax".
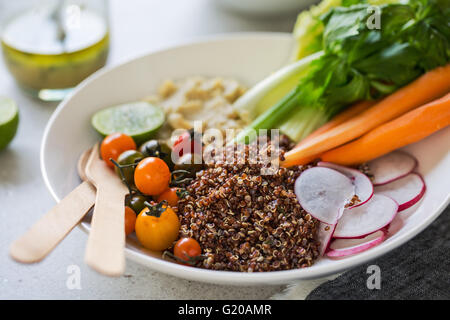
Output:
[{"xmin": 1, "ymin": 4, "xmax": 109, "ymax": 101}]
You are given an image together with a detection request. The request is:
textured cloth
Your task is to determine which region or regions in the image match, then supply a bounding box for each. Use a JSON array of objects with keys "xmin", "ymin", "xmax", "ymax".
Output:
[
  {"xmin": 306, "ymin": 206, "xmax": 450, "ymax": 300},
  {"xmin": 271, "ymin": 275, "xmax": 340, "ymax": 300}
]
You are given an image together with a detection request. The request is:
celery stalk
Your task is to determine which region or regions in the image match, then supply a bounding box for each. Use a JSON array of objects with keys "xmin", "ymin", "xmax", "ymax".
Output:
[
  {"xmin": 279, "ymin": 107, "xmax": 328, "ymax": 142},
  {"xmin": 233, "ymin": 87, "xmax": 302, "ymax": 144},
  {"xmin": 233, "ymin": 52, "xmax": 323, "ymax": 123}
]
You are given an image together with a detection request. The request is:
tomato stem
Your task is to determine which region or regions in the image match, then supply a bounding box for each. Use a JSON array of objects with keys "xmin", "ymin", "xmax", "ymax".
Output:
[
  {"xmin": 143, "ymin": 200, "xmax": 168, "ymax": 218},
  {"xmin": 171, "ymin": 170, "xmax": 193, "ymax": 186},
  {"xmin": 162, "ymin": 250, "xmax": 206, "ymax": 266},
  {"xmin": 110, "ymin": 158, "xmax": 135, "ymax": 194},
  {"xmin": 176, "ymin": 188, "xmax": 189, "ymax": 199}
]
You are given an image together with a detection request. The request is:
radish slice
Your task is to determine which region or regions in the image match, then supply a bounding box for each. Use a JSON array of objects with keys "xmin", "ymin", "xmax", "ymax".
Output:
[
  {"xmin": 327, "ymin": 230, "xmax": 386, "ymax": 258},
  {"xmin": 333, "ymin": 194, "xmax": 398, "ymax": 239},
  {"xmin": 318, "ymin": 162, "xmax": 373, "ymax": 208},
  {"xmin": 317, "ymin": 222, "xmax": 336, "ymax": 256},
  {"xmin": 375, "ymin": 173, "xmax": 426, "ymax": 212},
  {"xmin": 368, "ymin": 151, "xmax": 417, "ymax": 185},
  {"xmin": 295, "ymin": 167, "xmax": 355, "ymax": 224}
]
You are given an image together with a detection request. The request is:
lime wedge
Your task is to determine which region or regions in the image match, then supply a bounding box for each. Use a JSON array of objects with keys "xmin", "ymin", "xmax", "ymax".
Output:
[
  {"xmin": 91, "ymin": 101, "xmax": 165, "ymax": 145},
  {"xmin": 0, "ymin": 97, "xmax": 19, "ymax": 151}
]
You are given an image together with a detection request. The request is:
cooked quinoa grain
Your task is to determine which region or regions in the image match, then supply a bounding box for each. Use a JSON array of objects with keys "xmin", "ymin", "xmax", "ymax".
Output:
[{"xmin": 176, "ymin": 136, "xmax": 321, "ymax": 272}]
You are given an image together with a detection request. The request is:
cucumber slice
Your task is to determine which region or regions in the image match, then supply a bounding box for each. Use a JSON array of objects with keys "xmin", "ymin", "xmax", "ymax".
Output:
[{"xmin": 92, "ymin": 101, "xmax": 165, "ymax": 145}]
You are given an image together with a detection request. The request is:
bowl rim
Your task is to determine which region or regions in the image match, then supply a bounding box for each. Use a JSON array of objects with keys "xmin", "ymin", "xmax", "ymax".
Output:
[{"xmin": 40, "ymin": 32, "xmax": 450, "ymax": 284}]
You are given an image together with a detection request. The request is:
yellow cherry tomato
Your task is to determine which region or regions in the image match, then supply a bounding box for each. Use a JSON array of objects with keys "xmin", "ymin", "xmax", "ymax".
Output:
[{"xmin": 135, "ymin": 204, "xmax": 180, "ymax": 251}]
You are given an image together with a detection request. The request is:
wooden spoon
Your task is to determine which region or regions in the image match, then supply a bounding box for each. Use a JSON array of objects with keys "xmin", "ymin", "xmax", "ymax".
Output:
[
  {"xmin": 84, "ymin": 143, "xmax": 128, "ymax": 276},
  {"xmin": 10, "ymin": 149, "xmax": 96, "ymax": 263}
]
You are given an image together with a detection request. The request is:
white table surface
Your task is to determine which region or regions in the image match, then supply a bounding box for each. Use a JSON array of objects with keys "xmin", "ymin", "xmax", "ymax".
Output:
[{"xmin": 0, "ymin": 0, "xmax": 302, "ymax": 299}]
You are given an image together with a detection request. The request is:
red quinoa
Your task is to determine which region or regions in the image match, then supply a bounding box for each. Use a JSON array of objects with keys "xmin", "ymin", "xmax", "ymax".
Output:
[{"xmin": 176, "ymin": 136, "xmax": 321, "ymax": 272}]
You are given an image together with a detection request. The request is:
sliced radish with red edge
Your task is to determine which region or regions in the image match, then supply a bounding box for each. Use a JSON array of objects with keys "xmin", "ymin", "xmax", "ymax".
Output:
[
  {"xmin": 294, "ymin": 167, "xmax": 355, "ymax": 224},
  {"xmin": 374, "ymin": 173, "xmax": 426, "ymax": 212},
  {"xmin": 317, "ymin": 222, "xmax": 336, "ymax": 256},
  {"xmin": 368, "ymin": 151, "xmax": 417, "ymax": 186},
  {"xmin": 333, "ymin": 194, "xmax": 398, "ymax": 239},
  {"xmin": 327, "ymin": 230, "xmax": 386, "ymax": 258},
  {"xmin": 318, "ymin": 162, "xmax": 373, "ymax": 208}
]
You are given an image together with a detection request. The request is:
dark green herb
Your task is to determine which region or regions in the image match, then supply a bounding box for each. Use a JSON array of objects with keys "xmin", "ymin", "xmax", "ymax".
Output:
[{"xmin": 235, "ymin": 0, "xmax": 449, "ymax": 143}]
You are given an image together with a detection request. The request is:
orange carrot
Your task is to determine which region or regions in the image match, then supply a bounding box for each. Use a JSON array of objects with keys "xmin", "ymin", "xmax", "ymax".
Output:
[
  {"xmin": 321, "ymin": 93, "xmax": 450, "ymax": 165},
  {"xmin": 299, "ymin": 100, "xmax": 376, "ymax": 145},
  {"xmin": 282, "ymin": 64, "xmax": 450, "ymax": 167}
]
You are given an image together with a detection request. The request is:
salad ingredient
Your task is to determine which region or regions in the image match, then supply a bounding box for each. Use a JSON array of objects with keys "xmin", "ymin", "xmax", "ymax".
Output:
[
  {"xmin": 92, "ymin": 101, "xmax": 165, "ymax": 145},
  {"xmin": 333, "ymin": 194, "xmax": 398, "ymax": 239},
  {"xmin": 0, "ymin": 96, "xmax": 19, "ymax": 151},
  {"xmin": 177, "ymin": 136, "xmax": 321, "ymax": 271},
  {"xmin": 375, "ymin": 173, "xmax": 426, "ymax": 212},
  {"xmin": 172, "ymin": 129, "xmax": 202, "ymax": 158},
  {"xmin": 233, "ymin": 52, "xmax": 322, "ymax": 123},
  {"xmin": 278, "ymin": 103, "xmax": 328, "ymax": 143},
  {"xmin": 299, "ymin": 101, "xmax": 375, "ymax": 146},
  {"xmin": 236, "ymin": 0, "xmax": 450, "ymax": 144},
  {"xmin": 173, "ymin": 153, "xmax": 204, "ymax": 179},
  {"xmin": 317, "ymin": 222, "xmax": 336, "ymax": 256},
  {"xmin": 134, "ymin": 157, "xmax": 171, "ymax": 196},
  {"xmin": 124, "ymin": 206, "xmax": 136, "ymax": 236},
  {"xmin": 173, "ymin": 237, "xmax": 202, "ymax": 263},
  {"xmin": 367, "ymin": 151, "xmax": 417, "ymax": 185},
  {"xmin": 291, "ymin": 0, "xmax": 341, "ymax": 61},
  {"xmin": 139, "ymin": 139, "xmax": 174, "ymax": 170},
  {"xmin": 321, "ymin": 93, "xmax": 450, "ymax": 165},
  {"xmin": 125, "ymin": 194, "xmax": 150, "ymax": 215},
  {"xmin": 290, "ymin": 0, "xmax": 402, "ymax": 61},
  {"xmin": 100, "ymin": 133, "xmax": 136, "ymax": 168},
  {"xmin": 145, "ymin": 77, "xmax": 246, "ymax": 143},
  {"xmin": 294, "ymin": 167, "xmax": 355, "ymax": 224},
  {"xmin": 135, "ymin": 202, "xmax": 180, "ymax": 251},
  {"xmin": 239, "ymin": 0, "xmax": 398, "ymax": 133},
  {"xmin": 318, "ymin": 162, "xmax": 373, "ymax": 208},
  {"xmin": 234, "ymin": 83, "xmax": 323, "ymax": 144},
  {"xmin": 327, "ymin": 230, "xmax": 386, "ymax": 258},
  {"xmin": 157, "ymin": 187, "xmax": 187, "ymax": 207},
  {"xmin": 114, "ymin": 150, "xmax": 144, "ymax": 186},
  {"xmin": 284, "ymin": 64, "xmax": 450, "ymax": 166}
]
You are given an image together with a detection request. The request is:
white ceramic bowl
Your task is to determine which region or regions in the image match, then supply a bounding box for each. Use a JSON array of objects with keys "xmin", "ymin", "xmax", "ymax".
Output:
[{"xmin": 41, "ymin": 33, "xmax": 450, "ymax": 285}]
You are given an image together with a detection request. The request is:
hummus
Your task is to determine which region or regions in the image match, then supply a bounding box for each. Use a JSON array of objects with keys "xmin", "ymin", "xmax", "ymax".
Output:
[{"xmin": 145, "ymin": 76, "xmax": 246, "ymax": 144}]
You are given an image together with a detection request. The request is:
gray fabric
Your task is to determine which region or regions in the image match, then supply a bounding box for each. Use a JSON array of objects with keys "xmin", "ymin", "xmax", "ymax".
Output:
[{"xmin": 307, "ymin": 205, "xmax": 450, "ymax": 300}]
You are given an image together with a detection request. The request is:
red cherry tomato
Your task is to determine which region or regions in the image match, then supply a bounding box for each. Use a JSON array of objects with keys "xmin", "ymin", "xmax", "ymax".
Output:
[
  {"xmin": 172, "ymin": 129, "xmax": 202, "ymax": 158},
  {"xmin": 100, "ymin": 133, "xmax": 136, "ymax": 168},
  {"xmin": 174, "ymin": 237, "xmax": 202, "ymax": 264}
]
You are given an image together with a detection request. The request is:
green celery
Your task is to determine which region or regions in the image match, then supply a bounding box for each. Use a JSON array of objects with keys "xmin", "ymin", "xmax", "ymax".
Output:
[
  {"xmin": 279, "ymin": 107, "xmax": 328, "ymax": 142},
  {"xmin": 233, "ymin": 0, "xmax": 450, "ymax": 145}
]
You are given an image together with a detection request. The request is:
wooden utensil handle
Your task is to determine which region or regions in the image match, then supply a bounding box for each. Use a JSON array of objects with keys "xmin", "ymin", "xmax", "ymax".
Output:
[
  {"xmin": 84, "ymin": 184, "xmax": 127, "ymax": 277},
  {"xmin": 10, "ymin": 181, "xmax": 96, "ymax": 263}
]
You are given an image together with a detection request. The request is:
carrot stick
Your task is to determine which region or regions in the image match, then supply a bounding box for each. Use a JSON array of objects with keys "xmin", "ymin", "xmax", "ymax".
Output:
[
  {"xmin": 321, "ymin": 93, "xmax": 450, "ymax": 165},
  {"xmin": 282, "ymin": 64, "xmax": 450, "ymax": 167},
  {"xmin": 299, "ymin": 100, "xmax": 376, "ymax": 145}
]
